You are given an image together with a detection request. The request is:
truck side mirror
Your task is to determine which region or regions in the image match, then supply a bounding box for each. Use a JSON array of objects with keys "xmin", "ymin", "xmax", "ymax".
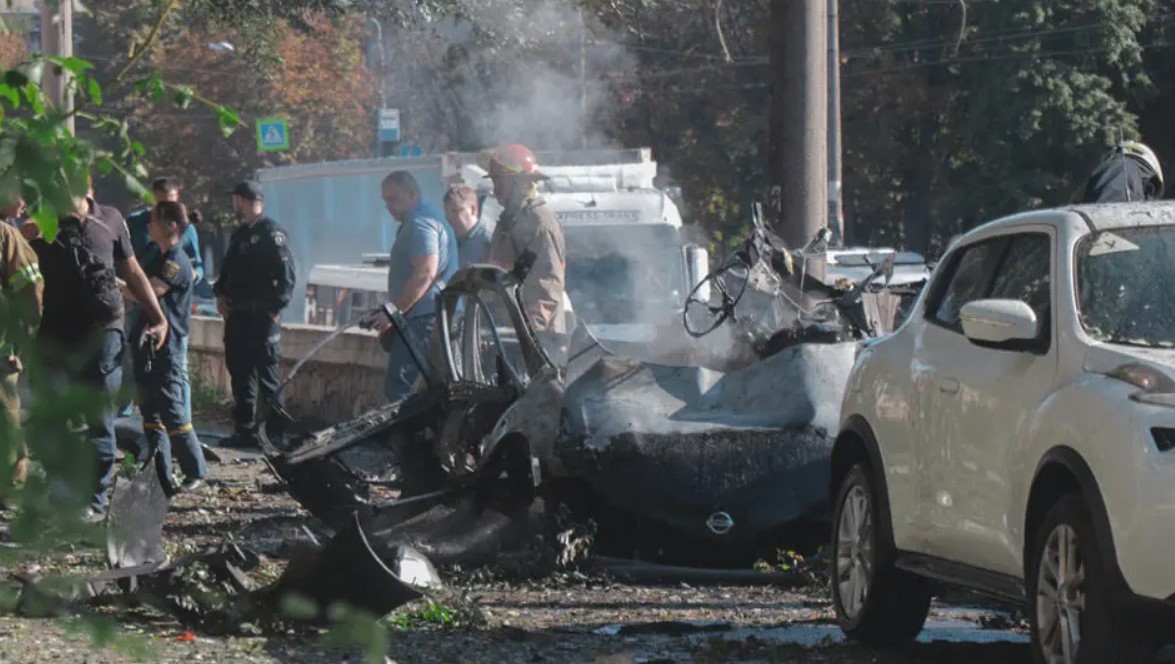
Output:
[{"xmin": 685, "ymin": 244, "xmax": 711, "ymax": 303}]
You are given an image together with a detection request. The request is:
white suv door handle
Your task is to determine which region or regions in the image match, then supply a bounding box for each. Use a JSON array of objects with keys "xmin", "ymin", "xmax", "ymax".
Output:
[{"xmin": 938, "ymin": 377, "xmax": 960, "ymax": 394}]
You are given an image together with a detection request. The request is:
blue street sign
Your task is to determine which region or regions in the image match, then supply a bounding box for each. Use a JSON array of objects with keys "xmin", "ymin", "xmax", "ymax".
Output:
[
  {"xmin": 378, "ymin": 108, "xmax": 400, "ymax": 143},
  {"xmin": 257, "ymin": 117, "xmax": 290, "ymax": 152},
  {"xmin": 399, "ymin": 144, "xmax": 424, "ymax": 157}
]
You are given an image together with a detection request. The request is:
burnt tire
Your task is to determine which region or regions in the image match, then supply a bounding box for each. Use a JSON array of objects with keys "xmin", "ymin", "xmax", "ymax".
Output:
[
  {"xmin": 830, "ymin": 464, "xmax": 931, "ymax": 645},
  {"xmin": 1027, "ymin": 495, "xmax": 1154, "ymax": 664}
]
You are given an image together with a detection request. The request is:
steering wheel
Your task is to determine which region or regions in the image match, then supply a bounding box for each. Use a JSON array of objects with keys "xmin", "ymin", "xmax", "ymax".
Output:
[{"xmin": 683, "ymin": 251, "xmax": 752, "ymax": 337}]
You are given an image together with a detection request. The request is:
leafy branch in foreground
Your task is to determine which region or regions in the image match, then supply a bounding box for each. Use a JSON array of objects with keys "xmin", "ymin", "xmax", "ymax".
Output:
[{"xmin": 0, "ymin": 6, "xmax": 240, "ymax": 659}]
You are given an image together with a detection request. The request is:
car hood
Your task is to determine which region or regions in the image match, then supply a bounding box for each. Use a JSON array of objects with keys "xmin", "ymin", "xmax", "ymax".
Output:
[{"xmin": 1083, "ymin": 344, "xmax": 1175, "ymax": 378}]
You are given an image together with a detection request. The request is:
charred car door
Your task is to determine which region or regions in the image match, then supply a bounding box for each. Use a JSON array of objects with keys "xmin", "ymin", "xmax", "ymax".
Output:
[{"xmin": 432, "ymin": 268, "xmax": 556, "ymax": 480}]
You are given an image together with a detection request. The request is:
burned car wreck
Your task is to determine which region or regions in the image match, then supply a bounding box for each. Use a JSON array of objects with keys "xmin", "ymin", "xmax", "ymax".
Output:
[{"xmin": 263, "ymin": 209, "xmax": 929, "ymax": 563}]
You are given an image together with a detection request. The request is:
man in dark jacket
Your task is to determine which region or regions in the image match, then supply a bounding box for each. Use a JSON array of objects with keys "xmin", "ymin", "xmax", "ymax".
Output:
[
  {"xmin": 1082, "ymin": 141, "xmax": 1165, "ymax": 203},
  {"xmin": 31, "ymin": 193, "xmax": 168, "ymax": 521},
  {"xmin": 213, "ymin": 182, "xmax": 296, "ymax": 449}
]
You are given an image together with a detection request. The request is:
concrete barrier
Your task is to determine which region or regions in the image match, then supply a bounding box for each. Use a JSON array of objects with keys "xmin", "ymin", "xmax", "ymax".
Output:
[{"xmin": 188, "ymin": 316, "xmax": 388, "ymax": 424}]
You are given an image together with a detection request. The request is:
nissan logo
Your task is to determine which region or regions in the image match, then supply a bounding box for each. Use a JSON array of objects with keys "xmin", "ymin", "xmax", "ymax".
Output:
[{"xmin": 705, "ymin": 511, "xmax": 735, "ymax": 535}]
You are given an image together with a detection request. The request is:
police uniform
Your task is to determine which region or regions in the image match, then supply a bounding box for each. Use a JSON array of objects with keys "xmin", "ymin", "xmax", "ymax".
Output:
[
  {"xmin": 132, "ymin": 245, "xmax": 206, "ymax": 490},
  {"xmin": 212, "ymin": 204, "xmax": 296, "ymax": 446},
  {"xmin": 120, "ymin": 206, "xmax": 204, "ymax": 420},
  {"xmin": 0, "ymin": 222, "xmax": 43, "ymax": 484},
  {"xmin": 488, "ymin": 195, "xmax": 567, "ymax": 332}
]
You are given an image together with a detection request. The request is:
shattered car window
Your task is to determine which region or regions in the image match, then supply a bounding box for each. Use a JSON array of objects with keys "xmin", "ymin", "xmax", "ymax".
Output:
[{"xmin": 1077, "ymin": 225, "xmax": 1175, "ymax": 348}]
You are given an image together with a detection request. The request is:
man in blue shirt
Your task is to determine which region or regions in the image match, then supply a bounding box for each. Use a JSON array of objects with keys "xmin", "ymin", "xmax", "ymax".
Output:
[
  {"xmin": 376, "ymin": 171, "xmax": 458, "ymax": 402},
  {"xmin": 122, "ymin": 178, "xmax": 203, "ymax": 420},
  {"xmin": 127, "ymin": 179, "xmax": 204, "ymax": 281},
  {"xmin": 443, "ymin": 185, "xmax": 493, "ymax": 269}
]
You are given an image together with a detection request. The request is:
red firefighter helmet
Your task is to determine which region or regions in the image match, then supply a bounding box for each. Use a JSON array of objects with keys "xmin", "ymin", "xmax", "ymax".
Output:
[{"xmin": 481, "ymin": 144, "xmax": 548, "ymax": 180}]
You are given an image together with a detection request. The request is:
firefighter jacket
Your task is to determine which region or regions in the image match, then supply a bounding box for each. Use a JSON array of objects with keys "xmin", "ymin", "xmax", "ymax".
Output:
[
  {"xmin": 0, "ymin": 222, "xmax": 44, "ymax": 356},
  {"xmin": 488, "ymin": 195, "xmax": 567, "ymax": 332}
]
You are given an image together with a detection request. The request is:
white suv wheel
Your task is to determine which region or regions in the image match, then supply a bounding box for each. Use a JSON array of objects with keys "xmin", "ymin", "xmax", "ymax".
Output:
[
  {"xmin": 836, "ymin": 483, "xmax": 873, "ymax": 619},
  {"xmin": 1036, "ymin": 523, "xmax": 1085, "ymax": 664},
  {"xmin": 831, "ymin": 463, "xmax": 931, "ymax": 645},
  {"xmin": 1028, "ymin": 495, "xmax": 1155, "ymax": 664}
]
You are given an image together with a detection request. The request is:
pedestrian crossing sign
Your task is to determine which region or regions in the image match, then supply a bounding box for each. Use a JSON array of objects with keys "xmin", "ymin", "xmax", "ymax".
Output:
[{"xmin": 256, "ymin": 117, "xmax": 290, "ymax": 152}]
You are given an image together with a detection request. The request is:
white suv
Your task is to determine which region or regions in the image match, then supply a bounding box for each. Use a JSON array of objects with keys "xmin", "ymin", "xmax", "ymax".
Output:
[{"xmin": 830, "ymin": 202, "xmax": 1175, "ymax": 663}]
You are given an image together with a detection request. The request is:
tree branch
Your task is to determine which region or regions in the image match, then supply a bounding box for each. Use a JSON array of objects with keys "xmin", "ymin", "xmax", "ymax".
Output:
[{"xmin": 110, "ymin": 0, "xmax": 183, "ymax": 86}]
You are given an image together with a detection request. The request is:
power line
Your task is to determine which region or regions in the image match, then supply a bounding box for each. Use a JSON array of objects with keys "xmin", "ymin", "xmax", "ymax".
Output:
[
  {"xmin": 842, "ymin": 19, "xmax": 1147, "ymax": 59},
  {"xmin": 842, "ymin": 39, "xmax": 1175, "ymax": 78}
]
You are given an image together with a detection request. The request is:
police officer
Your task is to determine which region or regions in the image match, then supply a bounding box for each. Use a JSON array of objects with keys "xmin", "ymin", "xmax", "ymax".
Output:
[
  {"xmin": 213, "ymin": 182, "xmax": 296, "ymax": 449},
  {"xmin": 119, "ymin": 178, "xmax": 205, "ymax": 420},
  {"xmin": 481, "ymin": 144, "xmax": 568, "ymax": 332}
]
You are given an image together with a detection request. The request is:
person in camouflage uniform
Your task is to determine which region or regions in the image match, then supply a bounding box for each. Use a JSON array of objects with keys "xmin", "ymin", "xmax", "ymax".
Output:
[{"xmin": 0, "ymin": 198, "xmax": 44, "ymax": 486}]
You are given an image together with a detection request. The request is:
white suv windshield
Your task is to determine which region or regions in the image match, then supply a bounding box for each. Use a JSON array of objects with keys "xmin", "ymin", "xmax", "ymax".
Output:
[{"xmin": 1077, "ymin": 225, "xmax": 1175, "ymax": 348}]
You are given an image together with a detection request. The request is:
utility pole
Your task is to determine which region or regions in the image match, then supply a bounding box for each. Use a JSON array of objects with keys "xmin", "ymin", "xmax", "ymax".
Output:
[
  {"xmin": 367, "ymin": 17, "xmax": 386, "ymax": 158},
  {"xmin": 828, "ymin": 0, "xmax": 844, "ymax": 245},
  {"xmin": 578, "ymin": 7, "xmax": 588, "ymax": 150},
  {"xmin": 40, "ymin": 0, "xmax": 74, "ymax": 134},
  {"xmin": 768, "ymin": 0, "xmax": 827, "ymax": 249}
]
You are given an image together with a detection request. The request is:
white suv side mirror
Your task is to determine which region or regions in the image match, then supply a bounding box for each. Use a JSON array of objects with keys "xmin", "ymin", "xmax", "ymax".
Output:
[{"xmin": 960, "ymin": 299, "xmax": 1040, "ymax": 348}]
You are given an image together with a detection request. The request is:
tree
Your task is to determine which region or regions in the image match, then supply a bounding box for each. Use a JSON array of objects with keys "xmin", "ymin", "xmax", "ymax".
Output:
[
  {"xmin": 76, "ymin": 5, "xmax": 377, "ymax": 232},
  {"xmin": 840, "ymin": 0, "xmax": 1155, "ymax": 253}
]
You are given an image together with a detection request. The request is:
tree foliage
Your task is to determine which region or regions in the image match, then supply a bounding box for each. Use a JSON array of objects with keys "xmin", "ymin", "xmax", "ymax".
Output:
[
  {"xmin": 78, "ymin": 4, "xmax": 376, "ymax": 224},
  {"xmin": 73, "ymin": 0, "xmax": 1173, "ymax": 255}
]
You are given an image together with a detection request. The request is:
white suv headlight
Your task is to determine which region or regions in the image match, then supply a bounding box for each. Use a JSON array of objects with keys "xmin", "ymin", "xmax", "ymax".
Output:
[{"xmin": 1108, "ymin": 363, "xmax": 1175, "ymax": 407}]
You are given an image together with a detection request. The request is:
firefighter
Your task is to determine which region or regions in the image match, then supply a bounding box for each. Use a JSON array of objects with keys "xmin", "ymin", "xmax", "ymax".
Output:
[
  {"xmin": 0, "ymin": 211, "xmax": 43, "ymax": 486},
  {"xmin": 1082, "ymin": 141, "xmax": 1165, "ymax": 203},
  {"xmin": 481, "ymin": 144, "xmax": 568, "ymax": 332}
]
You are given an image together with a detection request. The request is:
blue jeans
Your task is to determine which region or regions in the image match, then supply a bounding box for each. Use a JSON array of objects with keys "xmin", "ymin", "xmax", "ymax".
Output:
[
  {"xmin": 384, "ymin": 315, "xmax": 436, "ymax": 402},
  {"xmin": 86, "ymin": 330, "xmax": 124, "ymax": 513},
  {"xmin": 119, "ymin": 311, "xmax": 191, "ymax": 421},
  {"xmin": 134, "ymin": 345, "xmax": 207, "ymax": 490},
  {"xmin": 117, "ymin": 308, "xmax": 140, "ymax": 417}
]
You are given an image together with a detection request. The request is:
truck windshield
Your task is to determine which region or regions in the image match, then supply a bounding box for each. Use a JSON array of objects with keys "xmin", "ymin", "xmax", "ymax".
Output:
[
  {"xmin": 1077, "ymin": 225, "xmax": 1175, "ymax": 348},
  {"xmin": 564, "ymin": 224, "xmax": 688, "ymax": 326}
]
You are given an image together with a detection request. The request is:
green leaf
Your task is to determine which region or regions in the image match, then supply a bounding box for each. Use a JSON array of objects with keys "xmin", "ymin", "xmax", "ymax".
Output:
[
  {"xmin": 129, "ymin": 141, "xmax": 145, "ymax": 156},
  {"xmin": 215, "ymin": 106, "xmax": 242, "ymax": 138},
  {"xmin": 149, "ymin": 76, "xmax": 166, "ymax": 103},
  {"xmin": 85, "ymin": 76, "xmax": 103, "ymax": 106},
  {"xmin": 0, "ymin": 83, "xmax": 18, "ymax": 108},
  {"xmin": 49, "ymin": 56, "xmax": 94, "ymax": 74},
  {"xmin": 124, "ymin": 173, "xmax": 151, "ymax": 202},
  {"xmin": 33, "ymin": 207, "xmax": 58, "ymax": 243},
  {"xmin": 96, "ymin": 158, "xmax": 114, "ymax": 177},
  {"xmin": 0, "ymin": 137, "xmax": 14, "ymax": 173},
  {"xmin": 172, "ymin": 86, "xmax": 193, "ymax": 110},
  {"xmin": 279, "ymin": 592, "xmax": 319, "ymax": 620},
  {"xmin": 22, "ymin": 83, "xmax": 45, "ymax": 114}
]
